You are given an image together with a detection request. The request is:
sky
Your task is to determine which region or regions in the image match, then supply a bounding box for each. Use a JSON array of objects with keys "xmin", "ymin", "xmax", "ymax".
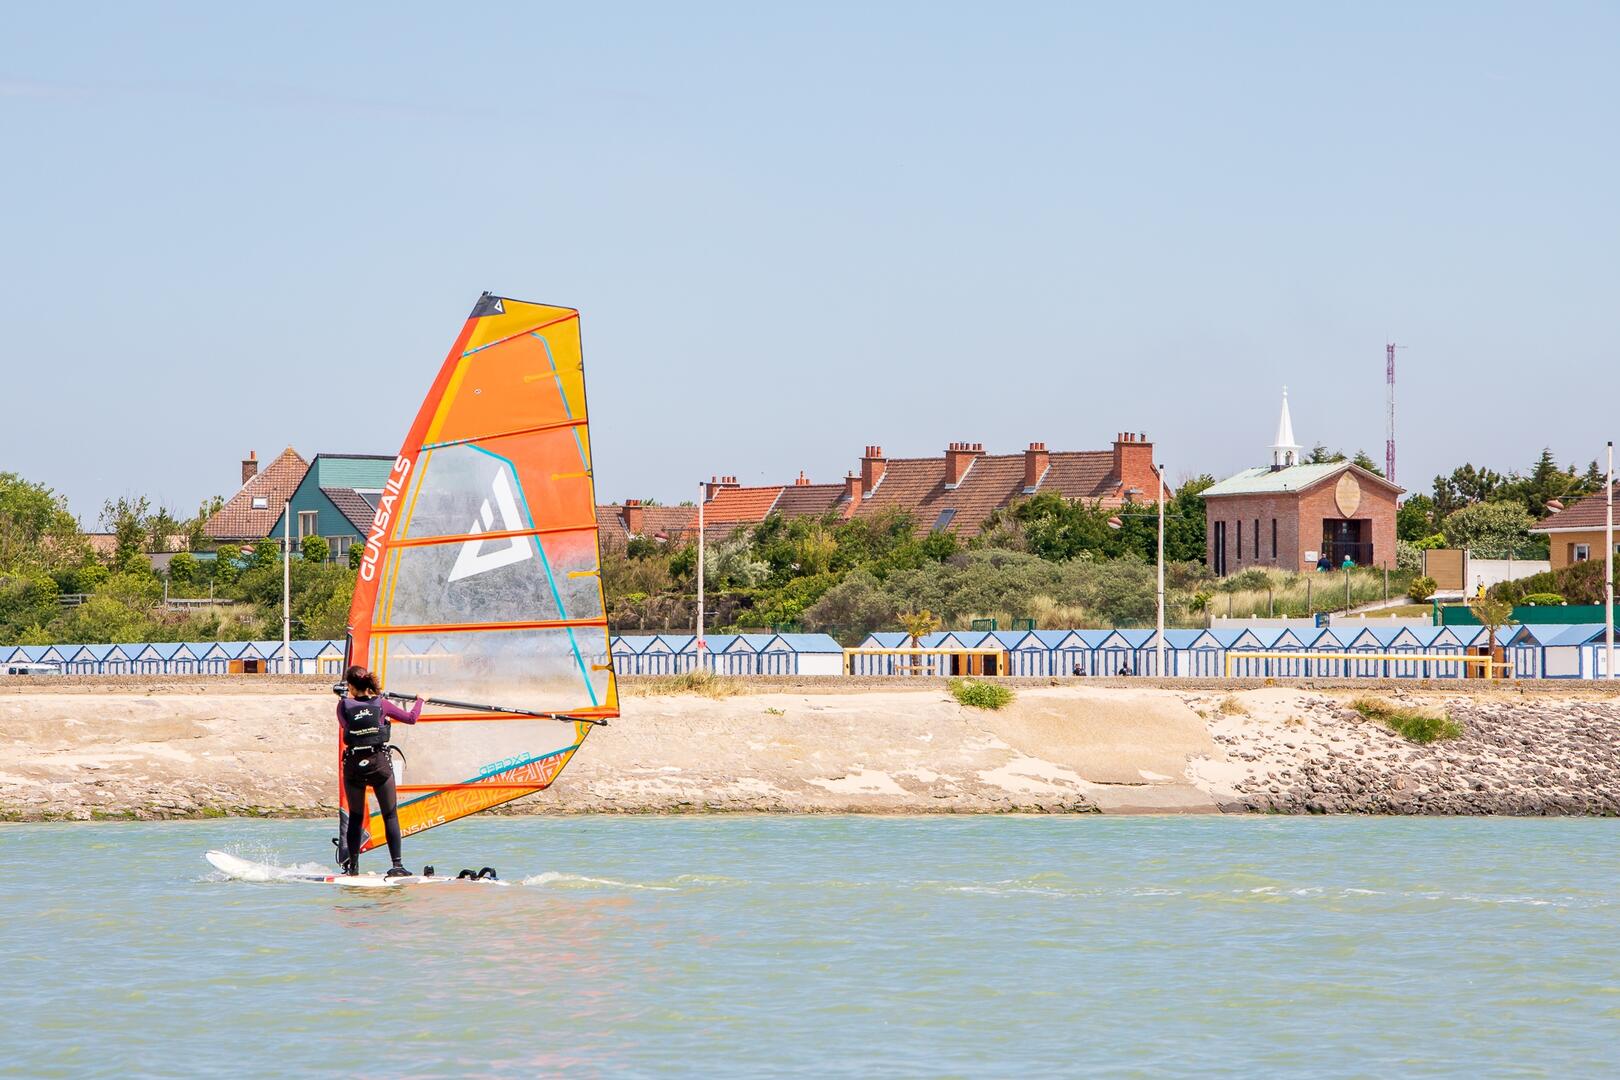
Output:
[{"xmin": 2, "ymin": 2, "xmax": 1616, "ymax": 524}]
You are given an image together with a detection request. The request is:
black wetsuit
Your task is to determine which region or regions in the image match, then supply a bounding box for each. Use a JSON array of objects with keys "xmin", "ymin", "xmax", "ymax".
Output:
[{"xmin": 338, "ymin": 695, "xmax": 419, "ymax": 867}]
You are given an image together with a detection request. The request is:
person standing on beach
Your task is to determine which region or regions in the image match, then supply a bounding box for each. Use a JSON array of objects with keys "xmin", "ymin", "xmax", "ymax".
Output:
[{"xmin": 336, "ymin": 664, "xmax": 422, "ymax": 877}]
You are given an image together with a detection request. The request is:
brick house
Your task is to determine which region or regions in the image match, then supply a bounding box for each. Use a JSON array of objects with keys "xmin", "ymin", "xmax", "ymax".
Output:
[
  {"xmin": 1531, "ymin": 485, "xmax": 1619, "ymax": 569},
  {"xmin": 204, "ymin": 448, "xmax": 310, "ymax": 542},
  {"xmin": 598, "ymin": 500, "xmax": 702, "ymax": 549},
  {"xmin": 1202, "ymin": 392, "xmax": 1402, "ymax": 574},
  {"xmin": 695, "ymin": 433, "xmax": 1168, "ymax": 539}
]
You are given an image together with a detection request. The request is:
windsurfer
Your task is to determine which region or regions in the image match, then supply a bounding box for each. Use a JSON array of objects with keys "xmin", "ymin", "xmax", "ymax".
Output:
[{"xmin": 337, "ymin": 664, "xmax": 422, "ymax": 877}]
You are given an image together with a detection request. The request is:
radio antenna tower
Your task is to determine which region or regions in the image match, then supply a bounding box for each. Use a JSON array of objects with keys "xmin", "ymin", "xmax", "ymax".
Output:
[{"xmin": 1385, "ymin": 342, "xmax": 1403, "ymax": 481}]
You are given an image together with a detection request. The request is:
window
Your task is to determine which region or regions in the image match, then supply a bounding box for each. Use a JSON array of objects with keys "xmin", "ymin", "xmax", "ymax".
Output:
[
  {"xmin": 250, "ymin": 496, "xmax": 268, "ymax": 510},
  {"xmin": 1271, "ymin": 519, "xmax": 1278, "ymax": 559},
  {"xmin": 931, "ymin": 508, "xmax": 957, "ymax": 532},
  {"xmin": 1573, "ymin": 544, "xmax": 1590, "ymax": 562},
  {"xmin": 330, "ymin": 535, "xmax": 352, "ymax": 560},
  {"xmin": 298, "ymin": 511, "xmax": 319, "ymax": 541},
  {"xmin": 1254, "ymin": 519, "xmax": 1260, "ymax": 558},
  {"xmin": 1236, "ymin": 520, "xmax": 1242, "ymax": 560}
]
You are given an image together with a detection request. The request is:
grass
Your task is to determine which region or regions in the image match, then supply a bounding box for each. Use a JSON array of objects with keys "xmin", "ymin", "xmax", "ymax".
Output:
[
  {"xmin": 949, "ymin": 678, "xmax": 1015, "ymax": 710},
  {"xmin": 1349, "ymin": 696, "xmax": 1463, "ymax": 744},
  {"xmin": 1216, "ymin": 695, "xmax": 1250, "ymax": 716},
  {"xmin": 629, "ymin": 669, "xmax": 746, "ymax": 698},
  {"xmin": 1210, "ymin": 567, "xmax": 1417, "ymax": 620}
]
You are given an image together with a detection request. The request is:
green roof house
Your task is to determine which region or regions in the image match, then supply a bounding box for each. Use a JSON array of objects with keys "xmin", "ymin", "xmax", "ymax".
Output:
[{"xmin": 270, "ymin": 454, "xmax": 395, "ymax": 562}]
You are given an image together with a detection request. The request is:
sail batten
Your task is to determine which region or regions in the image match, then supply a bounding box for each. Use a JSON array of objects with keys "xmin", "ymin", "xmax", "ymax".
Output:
[{"xmin": 340, "ymin": 294, "xmax": 617, "ymax": 854}]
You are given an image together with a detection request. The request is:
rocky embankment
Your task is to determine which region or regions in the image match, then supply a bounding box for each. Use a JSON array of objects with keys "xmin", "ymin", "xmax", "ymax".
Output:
[
  {"xmin": 1200, "ymin": 691, "xmax": 1620, "ymax": 815},
  {"xmin": 1, "ymin": 677, "xmax": 1618, "ymax": 819}
]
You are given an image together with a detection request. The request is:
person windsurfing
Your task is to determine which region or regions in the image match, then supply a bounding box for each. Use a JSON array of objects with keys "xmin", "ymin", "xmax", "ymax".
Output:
[{"xmin": 336, "ymin": 664, "xmax": 422, "ymax": 877}]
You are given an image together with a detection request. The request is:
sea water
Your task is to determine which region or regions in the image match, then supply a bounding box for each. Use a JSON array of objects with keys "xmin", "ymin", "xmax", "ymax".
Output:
[{"xmin": 2, "ymin": 816, "xmax": 1616, "ymax": 1078}]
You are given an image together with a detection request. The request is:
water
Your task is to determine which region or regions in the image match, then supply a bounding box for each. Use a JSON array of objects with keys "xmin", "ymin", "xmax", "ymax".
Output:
[{"xmin": 2, "ymin": 816, "xmax": 1616, "ymax": 1078}]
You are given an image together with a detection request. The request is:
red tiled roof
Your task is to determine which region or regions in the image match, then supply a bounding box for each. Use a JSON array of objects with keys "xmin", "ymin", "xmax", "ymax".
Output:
[
  {"xmin": 772, "ymin": 483, "xmax": 843, "ymax": 518},
  {"xmin": 1532, "ymin": 484, "xmax": 1620, "ymax": 532},
  {"xmin": 597, "ymin": 504, "xmax": 702, "ymax": 547},
  {"xmin": 851, "ymin": 449, "xmax": 1157, "ymax": 537},
  {"xmin": 204, "ymin": 448, "xmax": 308, "ymax": 540},
  {"xmin": 698, "ymin": 486, "xmax": 785, "ymax": 528}
]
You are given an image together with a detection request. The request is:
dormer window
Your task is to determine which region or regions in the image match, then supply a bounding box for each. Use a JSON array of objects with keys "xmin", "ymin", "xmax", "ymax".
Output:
[{"xmin": 251, "ymin": 496, "xmax": 269, "ymax": 510}]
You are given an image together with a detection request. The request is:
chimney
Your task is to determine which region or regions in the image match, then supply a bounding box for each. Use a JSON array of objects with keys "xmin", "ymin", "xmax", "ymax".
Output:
[
  {"xmin": 842, "ymin": 471, "xmax": 862, "ymax": 516},
  {"xmin": 860, "ymin": 445, "xmax": 886, "ymax": 492},
  {"xmin": 241, "ymin": 450, "xmax": 258, "ymax": 486},
  {"xmin": 1113, "ymin": 431, "xmax": 1155, "ymax": 495},
  {"xmin": 623, "ymin": 498, "xmax": 644, "ymax": 535},
  {"xmin": 945, "ymin": 441, "xmax": 982, "ymax": 487},
  {"xmin": 1024, "ymin": 442, "xmax": 1049, "ymax": 492},
  {"xmin": 794, "ymin": 470, "xmax": 811, "ymax": 486}
]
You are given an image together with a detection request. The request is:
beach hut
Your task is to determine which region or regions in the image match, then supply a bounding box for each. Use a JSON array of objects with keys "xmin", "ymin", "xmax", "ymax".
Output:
[
  {"xmin": 611, "ymin": 635, "xmax": 648, "ymax": 676},
  {"xmin": 998, "ymin": 630, "xmax": 1050, "ymax": 676},
  {"xmin": 1336, "ymin": 626, "xmax": 1386, "ymax": 679},
  {"xmin": 648, "ymin": 634, "xmax": 697, "ymax": 675},
  {"xmin": 1421, "ymin": 626, "xmax": 1469, "ymax": 679},
  {"xmin": 123, "ymin": 642, "xmax": 168, "ymax": 675},
  {"xmin": 1211, "ymin": 628, "xmax": 1268, "ymax": 677},
  {"xmin": 288, "ymin": 640, "xmax": 345, "ymax": 675},
  {"xmin": 187, "ymin": 642, "xmax": 235, "ymax": 675},
  {"xmin": 767, "ymin": 634, "xmax": 845, "ymax": 675},
  {"xmin": 1090, "ymin": 630, "xmax": 1138, "ymax": 677},
  {"xmin": 1263, "ymin": 627, "xmax": 1312, "ymax": 678},
  {"xmin": 1164, "ymin": 629, "xmax": 1221, "ymax": 677}
]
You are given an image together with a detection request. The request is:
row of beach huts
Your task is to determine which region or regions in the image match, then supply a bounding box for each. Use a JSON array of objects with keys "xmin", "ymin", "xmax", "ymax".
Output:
[{"xmin": 2, "ymin": 623, "xmax": 1617, "ymax": 679}]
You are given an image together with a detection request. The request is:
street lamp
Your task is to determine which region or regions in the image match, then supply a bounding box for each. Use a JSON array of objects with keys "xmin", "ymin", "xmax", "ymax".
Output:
[
  {"xmin": 1106, "ymin": 463, "xmax": 1168, "ymax": 677},
  {"xmin": 696, "ymin": 481, "xmax": 707, "ymax": 659}
]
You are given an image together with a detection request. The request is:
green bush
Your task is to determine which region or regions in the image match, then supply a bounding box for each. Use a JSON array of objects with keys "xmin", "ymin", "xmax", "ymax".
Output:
[
  {"xmin": 1407, "ymin": 576, "xmax": 1438, "ymax": 602},
  {"xmin": 948, "ymin": 678, "xmax": 1014, "ymax": 710},
  {"xmin": 1350, "ymin": 696, "xmax": 1461, "ymax": 745},
  {"xmin": 1519, "ymin": 592, "xmax": 1565, "ymax": 606}
]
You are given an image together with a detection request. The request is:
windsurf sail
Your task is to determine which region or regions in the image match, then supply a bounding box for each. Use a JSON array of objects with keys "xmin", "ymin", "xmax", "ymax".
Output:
[{"xmin": 340, "ymin": 293, "xmax": 618, "ymax": 854}]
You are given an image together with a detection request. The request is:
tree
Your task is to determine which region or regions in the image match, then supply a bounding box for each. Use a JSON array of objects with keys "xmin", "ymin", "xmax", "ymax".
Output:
[
  {"xmin": 0, "ymin": 472, "xmax": 87, "ymax": 571},
  {"xmin": 1468, "ymin": 595, "xmax": 1516, "ymax": 678},
  {"xmin": 1439, "ymin": 501, "xmax": 1536, "ymax": 558},
  {"xmin": 100, "ymin": 496, "xmax": 152, "ymax": 572},
  {"xmin": 1432, "ymin": 464, "xmax": 1506, "ymax": 518},
  {"xmin": 301, "ymin": 535, "xmax": 330, "ymax": 564},
  {"xmin": 1396, "ymin": 495, "xmax": 1435, "ymax": 541},
  {"xmin": 166, "ymin": 551, "xmax": 200, "ymax": 588},
  {"xmin": 348, "ymin": 542, "xmax": 365, "ymax": 570},
  {"xmin": 896, "ymin": 609, "xmax": 941, "ymax": 649},
  {"xmin": 1350, "ymin": 450, "xmax": 1384, "ymax": 477}
]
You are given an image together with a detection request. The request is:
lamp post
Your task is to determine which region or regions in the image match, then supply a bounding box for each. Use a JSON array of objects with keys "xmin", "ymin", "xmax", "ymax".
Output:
[
  {"xmin": 1606, "ymin": 440, "xmax": 1614, "ymax": 679},
  {"xmin": 696, "ymin": 481, "xmax": 707, "ymax": 661},
  {"xmin": 1156, "ymin": 462, "xmax": 1166, "ymax": 678},
  {"xmin": 281, "ymin": 501, "xmax": 291, "ymax": 676}
]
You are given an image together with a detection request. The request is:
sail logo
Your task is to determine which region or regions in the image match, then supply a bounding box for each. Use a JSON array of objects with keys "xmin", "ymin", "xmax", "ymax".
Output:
[
  {"xmin": 358, "ymin": 455, "xmax": 414, "ymax": 583},
  {"xmin": 447, "ymin": 471, "xmax": 533, "ymax": 582}
]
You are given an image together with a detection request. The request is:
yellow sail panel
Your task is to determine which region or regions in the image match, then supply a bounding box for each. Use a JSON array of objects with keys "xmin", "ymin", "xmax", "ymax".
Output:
[{"xmin": 342, "ymin": 293, "xmax": 617, "ymax": 854}]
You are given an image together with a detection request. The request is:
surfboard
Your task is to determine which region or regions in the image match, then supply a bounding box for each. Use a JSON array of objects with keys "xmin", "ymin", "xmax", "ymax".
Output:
[{"xmin": 205, "ymin": 850, "xmax": 508, "ymax": 888}]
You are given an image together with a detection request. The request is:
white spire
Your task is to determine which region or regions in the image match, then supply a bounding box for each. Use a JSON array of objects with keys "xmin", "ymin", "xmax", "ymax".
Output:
[{"xmin": 1271, "ymin": 387, "xmax": 1300, "ymax": 470}]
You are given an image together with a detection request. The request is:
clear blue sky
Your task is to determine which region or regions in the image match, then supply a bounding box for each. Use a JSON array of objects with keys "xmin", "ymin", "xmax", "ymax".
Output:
[{"xmin": 3, "ymin": 2, "xmax": 1615, "ymax": 523}]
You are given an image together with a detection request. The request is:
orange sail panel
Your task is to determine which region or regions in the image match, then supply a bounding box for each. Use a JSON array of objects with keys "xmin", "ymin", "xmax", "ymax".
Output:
[{"xmin": 343, "ymin": 293, "xmax": 618, "ymax": 852}]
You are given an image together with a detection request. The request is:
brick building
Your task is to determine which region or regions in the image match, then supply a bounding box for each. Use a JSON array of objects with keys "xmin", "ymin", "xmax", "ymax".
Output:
[
  {"xmin": 694, "ymin": 434, "xmax": 1168, "ymax": 538},
  {"xmin": 1202, "ymin": 392, "xmax": 1402, "ymax": 574}
]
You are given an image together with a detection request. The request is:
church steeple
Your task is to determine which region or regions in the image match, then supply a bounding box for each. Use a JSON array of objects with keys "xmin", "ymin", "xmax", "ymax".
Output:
[{"xmin": 1271, "ymin": 387, "xmax": 1300, "ymax": 471}]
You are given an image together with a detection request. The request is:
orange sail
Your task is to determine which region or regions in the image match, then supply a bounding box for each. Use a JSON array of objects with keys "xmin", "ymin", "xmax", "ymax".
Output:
[{"xmin": 341, "ymin": 293, "xmax": 618, "ymax": 852}]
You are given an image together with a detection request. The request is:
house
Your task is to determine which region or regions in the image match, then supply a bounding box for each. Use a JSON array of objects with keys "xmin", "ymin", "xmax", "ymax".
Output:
[
  {"xmin": 1202, "ymin": 391, "xmax": 1402, "ymax": 574},
  {"xmin": 268, "ymin": 454, "xmax": 396, "ymax": 562},
  {"xmin": 204, "ymin": 448, "xmax": 311, "ymax": 542},
  {"xmin": 1531, "ymin": 484, "xmax": 1619, "ymax": 570},
  {"xmin": 598, "ymin": 500, "xmax": 700, "ymax": 550},
  {"xmin": 695, "ymin": 433, "xmax": 1170, "ymax": 539}
]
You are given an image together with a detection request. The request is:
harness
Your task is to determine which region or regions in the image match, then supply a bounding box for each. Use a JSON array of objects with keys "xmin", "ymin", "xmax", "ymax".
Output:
[{"xmin": 339, "ymin": 698, "xmax": 389, "ymax": 752}]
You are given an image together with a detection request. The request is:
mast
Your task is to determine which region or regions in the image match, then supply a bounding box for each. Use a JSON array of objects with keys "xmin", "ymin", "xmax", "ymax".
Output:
[
  {"xmin": 1156, "ymin": 460, "xmax": 1165, "ymax": 677},
  {"xmin": 696, "ymin": 481, "xmax": 707, "ymax": 657}
]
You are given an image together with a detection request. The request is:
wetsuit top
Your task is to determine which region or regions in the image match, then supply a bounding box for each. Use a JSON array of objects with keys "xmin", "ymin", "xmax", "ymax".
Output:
[{"xmin": 337, "ymin": 695, "xmax": 421, "ymax": 751}]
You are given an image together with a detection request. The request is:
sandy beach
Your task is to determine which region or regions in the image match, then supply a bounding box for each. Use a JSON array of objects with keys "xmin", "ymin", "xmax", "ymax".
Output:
[{"xmin": 2, "ymin": 677, "xmax": 1618, "ymax": 819}]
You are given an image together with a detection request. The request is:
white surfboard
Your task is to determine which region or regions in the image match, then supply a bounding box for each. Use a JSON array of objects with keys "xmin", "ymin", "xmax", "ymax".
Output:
[{"xmin": 205, "ymin": 850, "xmax": 507, "ymax": 887}]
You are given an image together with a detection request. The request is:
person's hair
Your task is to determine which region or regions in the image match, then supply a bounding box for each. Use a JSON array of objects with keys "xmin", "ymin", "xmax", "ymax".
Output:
[{"xmin": 344, "ymin": 665, "xmax": 380, "ymax": 697}]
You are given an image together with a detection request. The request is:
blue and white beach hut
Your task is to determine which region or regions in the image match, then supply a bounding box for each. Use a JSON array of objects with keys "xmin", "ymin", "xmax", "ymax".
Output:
[
  {"xmin": 123, "ymin": 642, "xmax": 167, "ymax": 675},
  {"xmin": 1212, "ymin": 628, "xmax": 1268, "ymax": 677},
  {"xmin": 185, "ymin": 641, "xmax": 235, "ymax": 674},
  {"xmin": 848, "ymin": 632, "xmax": 910, "ymax": 676},
  {"xmin": 610, "ymin": 635, "xmax": 646, "ymax": 676},
  {"xmin": 1338, "ymin": 626, "xmax": 1386, "ymax": 678},
  {"xmin": 999, "ymin": 630, "xmax": 1050, "ymax": 676},
  {"xmin": 1164, "ymin": 629, "xmax": 1221, "ymax": 676},
  {"xmin": 761, "ymin": 634, "xmax": 845, "ymax": 675}
]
